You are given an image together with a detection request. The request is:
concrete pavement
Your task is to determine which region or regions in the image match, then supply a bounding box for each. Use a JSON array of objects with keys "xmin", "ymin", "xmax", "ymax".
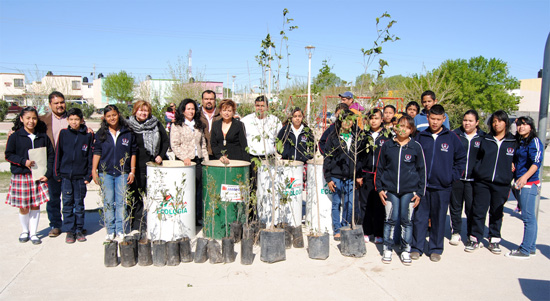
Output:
[{"xmin": 0, "ymin": 181, "xmax": 549, "ymax": 300}]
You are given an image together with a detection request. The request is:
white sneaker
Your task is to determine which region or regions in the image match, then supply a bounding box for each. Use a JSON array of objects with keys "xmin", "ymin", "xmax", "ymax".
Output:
[
  {"xmin": 449, "ymin": 233, "xmax": 461, "ymax": 246},
  {"xmin": 382, "ymin": 250, "xmax": 392, "ymax": 263},
  {"xmin": 364, "ymin": 235, "xmax": 370, "ymax": 243},
  {"xmin": 374, "ymin": 237, "xmax": 383, "ymax": 244},
  {"xmin": 116, "ymin": 232, "xmax": 125, "ymax": 241},
  {"xmin": 105, "ymin": 233, "xmax": 115, "ymax": 241},
  {"xmin": 400, "ymin": 251, "xmax": 412, "ymax": 265}
]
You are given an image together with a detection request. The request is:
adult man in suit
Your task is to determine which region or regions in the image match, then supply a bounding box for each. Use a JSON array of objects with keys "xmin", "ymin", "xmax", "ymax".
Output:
[
  {"xmin": 40, "ymin": 91, "xmax": 68, "ymax": 237},
  {"xmin": 199, "ymin": 90, "xmax": 221, "ymax": 160}
]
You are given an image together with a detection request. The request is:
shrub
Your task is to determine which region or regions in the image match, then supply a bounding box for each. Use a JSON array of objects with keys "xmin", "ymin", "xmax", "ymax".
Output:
[{"xmin": 0, "ymin": 101, "xmax": 8, "ymax": 121}]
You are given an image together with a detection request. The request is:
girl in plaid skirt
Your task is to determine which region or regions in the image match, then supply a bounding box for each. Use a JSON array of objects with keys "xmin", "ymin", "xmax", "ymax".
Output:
[{"xmin": 5, "ymin": 107, "xmax": 54, "ymax": 244}]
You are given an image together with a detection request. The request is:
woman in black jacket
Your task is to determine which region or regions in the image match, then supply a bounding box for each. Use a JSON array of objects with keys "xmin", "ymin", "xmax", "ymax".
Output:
[
  {"xmin": 467, "ymin": 110, "xmax": 516, "ymax": 254},
  {"xmin": 277, "ymin": 107, "xmax": 313, "ymax": 162},
  {"xmin": 210, "ymin": 99, "xmax": 249, "ymax": 163},
  {"xmin": 449, "ymin": 109, "xmax": 485, "ymax": 246},
  {"xmin": 126, "ymin": 100, "xmax": 170, "ymax": 234}
]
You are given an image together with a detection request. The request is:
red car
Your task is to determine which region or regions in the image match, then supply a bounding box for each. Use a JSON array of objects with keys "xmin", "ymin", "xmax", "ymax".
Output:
[{"xmin": 8, "ymin": 102, "xmax": 23, "ymax": 114}]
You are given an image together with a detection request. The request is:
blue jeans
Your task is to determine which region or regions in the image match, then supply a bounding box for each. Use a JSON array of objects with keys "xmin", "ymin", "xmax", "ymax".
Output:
[
  {"xmin": 383, "ymin": 192, "xmax": 414, "ymax": 252},
  {"xmin": 61, "ymin": 178, "xmax": 87, "ymax": 233},
  {"xmin": 101, "ymin": 173, "xmax": 128, "ymax": 235},
  {"xmin": 331, "ymin": 178, "xmax": 353, "ymax": 234},
  {"xmin": 517, "ymin": 185, "xmax": 539, "ymax": 255}
]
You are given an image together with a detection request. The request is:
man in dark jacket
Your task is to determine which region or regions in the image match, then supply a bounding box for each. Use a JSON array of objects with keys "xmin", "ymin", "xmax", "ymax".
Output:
[
  {"xmin": 411, "ymin": 105, "xmax": 466, "ymax": 262},
  {"xmin": 199, "ymin": 90, "xmax": 221, "ymax": 160}
]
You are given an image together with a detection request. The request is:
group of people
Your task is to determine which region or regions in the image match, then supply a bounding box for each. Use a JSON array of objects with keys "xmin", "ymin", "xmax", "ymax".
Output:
[
  {"xmin": 320, "ymin": 90, "xmax": 542, "ymax": 264},
  {"xmin": 5, "ymin": 89, "xmax": 542, "ymax": 265}
]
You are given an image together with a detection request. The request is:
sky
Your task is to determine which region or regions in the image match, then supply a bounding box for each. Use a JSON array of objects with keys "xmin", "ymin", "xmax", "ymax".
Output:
[{"xmin": 0, "ymin": 0, "xmax": 549, "ymax": 93}]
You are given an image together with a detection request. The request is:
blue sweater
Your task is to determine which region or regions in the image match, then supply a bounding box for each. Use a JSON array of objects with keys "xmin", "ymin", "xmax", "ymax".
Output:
[
  {"xmin": 416, "ymin": 127, "xmax": 466, "ymax": 189},
  {"xmin": 323, "ymin": 130, "xmax": 366, "ymax": 182},
  {"xmin": 277, "ymin": 124, "xmax": 314, "ymax": 163},
  {"xmin": 92, "ymin": 126, "xmax": 137, "ymax": 176},
  {"xmin": 514, "ymin": 136, "xmax": 544, "ymax": 182},
  {"xmin": 55, "ymin": 125, "xmax": 94, "ymax": 182},
  {"xmin": 414, "ymin": 110, "xmax": 451, "ymax": 132},
  {"xmin": 453, "ymin": 127, "xmax": 486, "ymax": 181}
]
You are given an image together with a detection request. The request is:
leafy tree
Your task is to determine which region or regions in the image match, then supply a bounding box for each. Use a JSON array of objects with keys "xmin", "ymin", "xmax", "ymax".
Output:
[
  {"xmin": 312, "ymin": 60, "xmax": 343, "ymax": 94},
  {"xmin": 400, "ymin": 66, "xmax": 458, "ymax": 105},
  {"xmin": 103, "ymin": 70, "xmax": 135, "ymax": 104},
  {"xmin": 0, "ymin": 100, "xmax": 8, "ymax": 121},
  {"xmin": 437, "ymin": 56, "xmax": 520, "ymax": 113},
  {"xmin": 66, "ymin": 102, "xmax": 96, "ymax": 118}
]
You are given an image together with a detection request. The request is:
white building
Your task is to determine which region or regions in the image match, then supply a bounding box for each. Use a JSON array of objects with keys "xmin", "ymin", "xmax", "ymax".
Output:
[{"xmin": 0, "ymin": 73, "xmax": 26, "ymax": 103}]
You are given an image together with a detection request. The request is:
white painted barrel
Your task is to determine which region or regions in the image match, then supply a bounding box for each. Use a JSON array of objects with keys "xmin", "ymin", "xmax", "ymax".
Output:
[
  {"xmin": 146, "ymin": 160, "xmax": 196, "ymax": 240},
  {"xmin": 305, "ymin": 157, "xmax": 333, "ymax": 234},
  {"xmin": 257, "ymin": 160, "xmax": 303, "ymax": 227}
]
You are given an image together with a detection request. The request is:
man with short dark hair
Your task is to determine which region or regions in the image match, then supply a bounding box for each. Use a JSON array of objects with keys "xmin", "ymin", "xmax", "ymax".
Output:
[
  {"xmin": 40, "ymin": 91, "xmax": 68, "ymax": 238},
  {"xmin": 199, "ymin": 90, "xmax": 221, "ymax": 160}
]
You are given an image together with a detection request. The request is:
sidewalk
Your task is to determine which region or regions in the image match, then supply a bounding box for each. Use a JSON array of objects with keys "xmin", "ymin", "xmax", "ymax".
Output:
[{"xmin": 0, "ymin": 184, "xmax": 549, "ymax": 300}]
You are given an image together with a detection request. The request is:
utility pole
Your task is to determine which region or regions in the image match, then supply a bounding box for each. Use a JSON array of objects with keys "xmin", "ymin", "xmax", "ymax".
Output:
[{"xmin": 305, "ymin": 45, "xmax": 316, "ymax": 124}]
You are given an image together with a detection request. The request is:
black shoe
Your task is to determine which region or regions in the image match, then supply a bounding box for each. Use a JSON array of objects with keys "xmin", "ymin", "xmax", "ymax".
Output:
[
  {"xmin": 65, "ymin": 232, "xmax": 76, "ymax": 244},
  {"xmin": 488, "ymin": 242, "xmax": 501, "ymax": 254},
  {"xmin": 75, "ymin": 232, "xmax": 87, "ymax": 242},
  {"xmin": 505, "ymin": 249, "xmax": 530, "ymax": 259},
  {"xmin": 19, "ymin": 232, "xmax": 29, "ymax": 243},
  {"xmin": 464, "ymin": 240, "xmax": 481, "ymax": 252},
  {"xmin": 30, "ymin": 235, "xmax": 42, "ymax": 245}
]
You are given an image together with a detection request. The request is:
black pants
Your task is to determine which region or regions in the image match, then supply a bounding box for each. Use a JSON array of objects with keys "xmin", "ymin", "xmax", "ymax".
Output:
[
  {"xmin": 449, "ymin": 180, "xmax": 474, "ymax": 235},
  {"xmin": 129, "ymin": 171, "xmax": 147, "ymax": 231},
  {"xmin": 470, "ymin": 181, "xmax": 510, "ymax": 241},
  {"xmin": 192, "ymin": 157, "xmax": 204, "ymax": 223},
  {"xmin": 356, "ymin": 173, "xmax": 384, "ymax": 237}
]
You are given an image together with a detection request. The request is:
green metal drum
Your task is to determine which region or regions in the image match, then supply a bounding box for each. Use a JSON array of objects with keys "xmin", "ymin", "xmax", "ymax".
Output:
[{"xmin": 202, "ymin": 160, "xmax": 250, "ymax": 239}]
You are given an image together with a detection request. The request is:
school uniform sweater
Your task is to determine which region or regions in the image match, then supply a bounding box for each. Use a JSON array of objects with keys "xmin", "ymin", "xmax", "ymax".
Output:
[
  {"xmin": 92, "ymin": 126, "xmax": 137, "ymax": 176},
  {"xmin": 5, "ymin": 128, "xmax": 54, "ymax": 178},
  {"xmin": 472, "ymin": 133, "xmax": 517, "ymax": 185},
  {"xmin": 54, "ymin": 125, "xmax": 94, "ymax": 182},
  {"xmin": 364, "ymin": 128, "xmax": 392, "ymax": 174},
  {"xmin": 375, "ymin": 138, "xmax": 427, "ymax": 196},
  {"xmin": 277, "ymin": 124, "xmax": 314, "ymax": 163},
  {"xmin": 514, "ymin": 136, "xmax": 544, "ymax": 182},
  {"xmin": 323, "ymin": 130, "xmax": 366, "ymax": 182},
  {"xmin": 416, "ymin": 127, "xmax": 467, "ymax": 190},
  {"xmin": 453, "ymin": 127, "xmax": 486, "ymax": 181}
]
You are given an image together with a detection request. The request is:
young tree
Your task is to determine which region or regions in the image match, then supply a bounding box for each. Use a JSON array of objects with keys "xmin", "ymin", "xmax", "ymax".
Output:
[
  {"xmin": 103, "ymin": 70, "xmax": 135, "ymax": 104},
  {"xmin": 312, "ymin": 60, "xmax": 344, "ymax": 94}
]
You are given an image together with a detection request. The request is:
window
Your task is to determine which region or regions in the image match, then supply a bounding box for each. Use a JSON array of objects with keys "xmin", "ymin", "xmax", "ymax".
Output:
[
  {"xmin": 14, "ymin": 78, "xmax": 24, "ymax": 88},
  {"xmin": 72, "ymin": 80, "xmax": 81, "ymax": 90}
]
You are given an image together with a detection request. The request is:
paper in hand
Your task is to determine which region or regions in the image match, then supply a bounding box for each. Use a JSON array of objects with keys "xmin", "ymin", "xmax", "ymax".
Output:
[{"xmin": 28, "ymin": 147, "xmax": 47, "ymax": 181}]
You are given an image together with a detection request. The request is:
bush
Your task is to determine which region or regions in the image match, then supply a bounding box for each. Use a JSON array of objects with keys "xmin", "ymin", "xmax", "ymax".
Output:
[
  {"xmin": 0, "ymin": 101, "xmax": 8, "ymax": 121},
  {"xmin": 114, "ymin": 103, "xmax": 132, "ymax": 119},
  {"xmin": 66, "ymin": 102, "xmax": 96, "ymax": 119}
]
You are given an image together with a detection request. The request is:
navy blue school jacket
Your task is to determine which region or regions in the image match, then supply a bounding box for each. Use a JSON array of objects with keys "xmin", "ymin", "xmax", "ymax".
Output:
[
  {"xmin": 453, "ymin": 127, "xmax": 486, "ymax": 181},
  {"xmin": 319, "ymin": 123, "xmax": 335, "ymax": 156},
  {"xmin": 375, "ymin": 138, "xmax": 427, "ymax": 196},
  {"xmin": 364, "ymin": 128, "xmax": 392, "ymax": 175},
  {"xmin": 472, "ymin": 133, "xmax": 517, "ymax": 185},
  {"xmin": 5, "ymin": 128, "xmax": 54, "ymax": 178},
  {"xmin": 54, "ymin": 125, "xmax": 94, "ymax": 182},
  {"xmin": 277, "ymin": 124, "xmax": 314, "ymax": 163},
  {"xmin": 323, "ymin": 130, "xmax": 366, "ymax": 182},
  {"xmin": 92, "ymin": 126, "xmax": 137, "ymax": 176},
  {"xmin": 416, "ymin": 127, "xmax": 467, "ymax": 190}
]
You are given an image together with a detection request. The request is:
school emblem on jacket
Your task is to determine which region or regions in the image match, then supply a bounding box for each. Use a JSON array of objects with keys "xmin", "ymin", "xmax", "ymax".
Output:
[
  {"xmin": 82, "ymin": 144, "xmax": 88, "ymax": 151},
  {"xmin": 379, "ymin": 140, "xmax": 385, "ymax": 146},
  {"xmin": 122, "ymin": 138, "xmax": 129, "ymax": 146},
  {"xmin": 441, "ymin": 143, "xmax": 449, "ymax": 152},
  {"xmin": 300, "ymin": 136, "xmax": 308, "ymax": 143},
  {"xmin": 404, "ymin": 154, "xmax": 412, "ymax": 162},
  {"xmin": 506, "ymin": 147, "xmax": 515, "ymax": 156},
  {"xmin": 474, "ymin": 141, "xmax": 480, "ymax": 148}
]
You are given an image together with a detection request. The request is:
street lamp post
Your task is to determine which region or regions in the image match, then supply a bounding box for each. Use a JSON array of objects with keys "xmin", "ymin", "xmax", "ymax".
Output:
[
  {"xmin": 232, "ymin": 75, "xmax": 236, "ymax": 99},
  {"xmin": 305, "ymin": 45, "xmax": 315, "ymax": 124}
]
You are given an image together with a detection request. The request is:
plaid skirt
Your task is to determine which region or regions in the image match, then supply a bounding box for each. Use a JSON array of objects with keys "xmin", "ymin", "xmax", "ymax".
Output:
[{"xmin": 5, "ymin": 174, "xmax": 50, "ymax": 208}]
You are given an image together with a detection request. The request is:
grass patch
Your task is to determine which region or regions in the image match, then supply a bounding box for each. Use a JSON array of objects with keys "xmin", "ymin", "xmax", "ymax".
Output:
[
  {"xmin": 0, "ymin": 171, "xmax": 11, "ymax": 192},
  {"xmin": 542, "ymin": 168, "xmax": 550, "ymax": 183}
]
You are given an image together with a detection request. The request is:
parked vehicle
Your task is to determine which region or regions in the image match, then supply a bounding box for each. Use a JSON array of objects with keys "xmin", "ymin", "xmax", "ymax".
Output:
[{"xmin": 8, "ymin": 102, "xmax": 23, "ymax": 114}]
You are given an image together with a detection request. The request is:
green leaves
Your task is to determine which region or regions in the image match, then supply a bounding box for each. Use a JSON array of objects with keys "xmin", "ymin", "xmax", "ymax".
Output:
[{"xmin": 102, "ymin": 70, "xmax": 135, "ymax": 104}]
